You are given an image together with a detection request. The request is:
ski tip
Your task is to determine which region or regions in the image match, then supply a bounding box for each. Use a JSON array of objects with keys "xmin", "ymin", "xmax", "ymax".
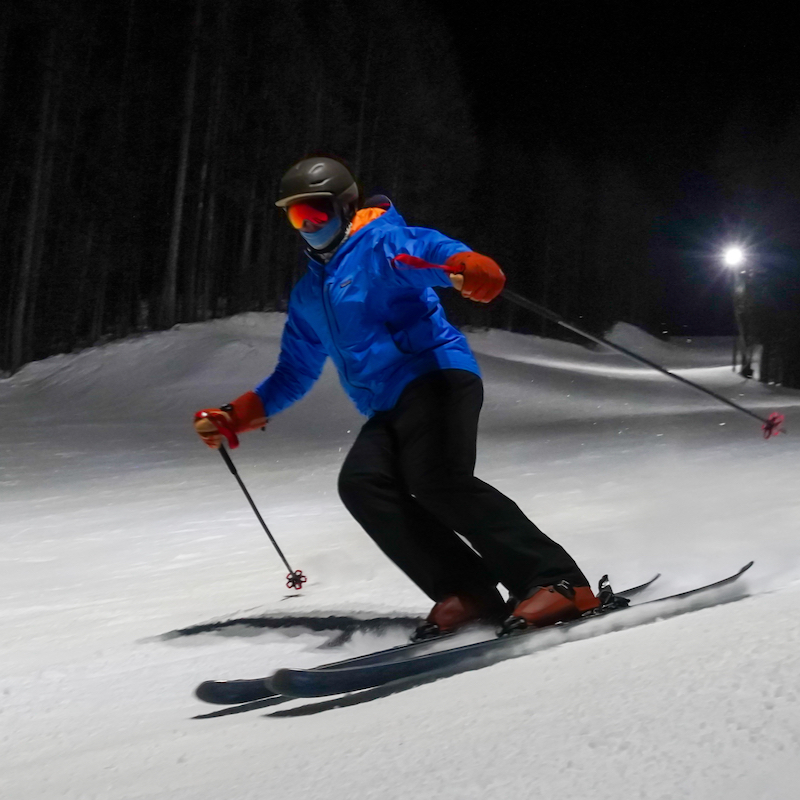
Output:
[
  {"xmin": 195, "ymin": 678, "xmax": 279, "ymax": 705},
  {"xmin": 195, "ymin": 681, "xmax": 227, "ymax": 704},
  {"xmin": 740, "ymin": 560, "xmax": 755, "ymax": 574}
]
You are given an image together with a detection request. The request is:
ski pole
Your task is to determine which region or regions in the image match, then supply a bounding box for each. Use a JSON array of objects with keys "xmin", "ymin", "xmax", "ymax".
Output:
[
  {"xmin": 392, "ymin": 255, "xmax": 785, "ymax": 438},
  {"xmin": 500, "ymin": 288, "xmax": 785, "ymax": 439},
  {"xmin": 218, "ymin": 445, "xmax": 307, "ymax": 590}
]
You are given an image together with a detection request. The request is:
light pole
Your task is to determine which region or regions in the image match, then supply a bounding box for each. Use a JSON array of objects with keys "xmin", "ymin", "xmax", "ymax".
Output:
[{"xmin": 722, "ymin": 246, "xmax": 755, "ymax": 378}]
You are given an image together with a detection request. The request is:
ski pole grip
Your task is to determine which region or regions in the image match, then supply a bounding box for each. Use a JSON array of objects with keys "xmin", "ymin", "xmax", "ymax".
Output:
[
  {"xmin": 195, "ymin": 409, "xmax": 240, "ymax": 450},
  {"xmin": 213, "ymin": 418, "xmax": 240, "ymax": 450}
]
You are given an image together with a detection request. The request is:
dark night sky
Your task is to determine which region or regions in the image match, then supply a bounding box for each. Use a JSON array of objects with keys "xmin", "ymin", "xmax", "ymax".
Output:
[
  {"xmin": 443, "ymin": 5, "xmax": 799, "ymax": 198},
  {"xmin": 437, "ymin": 5, "xmax": 800, "ymax": 333}
]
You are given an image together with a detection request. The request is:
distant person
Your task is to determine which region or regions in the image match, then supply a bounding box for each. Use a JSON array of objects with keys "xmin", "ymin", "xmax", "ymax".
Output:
[
  {"xmin": 194, "ymin": 156, "xmax": 598, "ymax": 639},
  {"xmin": 732, "ymin": 267, "xmax": 757, "ymax": 378}
]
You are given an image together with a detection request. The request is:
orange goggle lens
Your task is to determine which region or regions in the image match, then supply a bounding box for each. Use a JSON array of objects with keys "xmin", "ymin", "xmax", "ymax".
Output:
[{"xmin": 286, "ymin": 199, "xmax": 334, "ymax": 230}]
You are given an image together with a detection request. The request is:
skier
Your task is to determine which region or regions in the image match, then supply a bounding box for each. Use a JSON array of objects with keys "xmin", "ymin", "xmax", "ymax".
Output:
[{"xmin": 194, "ymin": 156, "xmax": 599, "ymax": 638}]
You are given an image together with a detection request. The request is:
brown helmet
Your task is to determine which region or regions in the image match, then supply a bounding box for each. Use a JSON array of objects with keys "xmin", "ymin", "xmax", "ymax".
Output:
[{"xmin": 275, "ymin": 156, "xmax": 360, "ymax": 218}]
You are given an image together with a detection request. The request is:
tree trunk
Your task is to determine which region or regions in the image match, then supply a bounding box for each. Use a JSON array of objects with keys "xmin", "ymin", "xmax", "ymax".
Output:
[
  {"xmin": 354, "ymin": 32, "xmax": 373, "ymax": 175},
  {"xmin": 200, "ymin": 188, "xmax": 217, "ymax": 319},
  {"xmin": 238, "ymin": 179, "xmax": 257, "ymax": 312},
  {"xmin": 70, "ymin": 221, "xmax": 95, "ymax": 349},
  {"xmin": 0, "ymin": 22, "xmax": 8, "ymax": 120},
  {"xmin": 159, "ymin": 0, "xmax": 201, "ymax": 328},
  {"xmin": 10, "ymin": 28, "xmax": 56, "ymax": 373},
  {"xmin": 24, "ymin": 71, "xmax": 61, "ymax": 363},
  {"xmin": 0, "ymin": 133, "xmax": 20, "ymax": 360},
  {"xmin": 189, "ymin": 19, "xmax": 224, "ymax": 321},
  {"xmin": 256, "ymin": 181, "xmax": 275, "ymax": 309},
  {"xmin": 117, "ymin": 0, "xmax": 137, "ymax": 135},
  {"xmin": 91, "ymin": 252, "xmax": 109, "ymax": 344}
]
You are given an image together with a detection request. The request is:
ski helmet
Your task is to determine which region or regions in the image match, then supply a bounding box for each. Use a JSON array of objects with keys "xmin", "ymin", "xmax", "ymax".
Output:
[
  {"xmin": 276, "ymin": 157, "xmax": 361, "ymax": 255},
  {"xmin": 275, "ymin": 157, "xmax": 360, "ymax": 215}
]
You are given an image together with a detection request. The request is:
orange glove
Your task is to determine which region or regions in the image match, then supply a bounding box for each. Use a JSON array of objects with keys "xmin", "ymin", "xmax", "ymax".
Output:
[
  {"xmin": 193, "ymin": 390, "xmax": 268, "ymax": 449},
  {"xmin": 445, "ymin": 251, "xmax": 506, "ymax": 303}
]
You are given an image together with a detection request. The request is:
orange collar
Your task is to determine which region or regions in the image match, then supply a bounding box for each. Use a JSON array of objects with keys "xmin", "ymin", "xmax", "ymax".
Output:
[{"xmin": 349, "ymin": 207, "xmax": 387, "ymax": 235}]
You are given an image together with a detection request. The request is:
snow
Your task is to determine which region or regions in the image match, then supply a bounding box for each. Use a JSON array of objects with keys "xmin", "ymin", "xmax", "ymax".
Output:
[{"xmin": 2, "ymin": 312, "xmax": 799, "ymax": 799}]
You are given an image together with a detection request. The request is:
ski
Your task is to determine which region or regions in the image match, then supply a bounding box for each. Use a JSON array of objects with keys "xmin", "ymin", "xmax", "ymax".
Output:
[
  {"xmin": 195, "ymin": 572, "xmax": 660, "ymax": 705},
  {"xmin": 268, "ymin": 562, "xmax": 753, "ymax": 699}
]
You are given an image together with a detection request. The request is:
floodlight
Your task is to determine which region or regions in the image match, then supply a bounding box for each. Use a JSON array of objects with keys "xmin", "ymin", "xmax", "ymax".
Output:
[{"xmin": 723, "ymin": 246, "xmax": 745, "ymax": 268}]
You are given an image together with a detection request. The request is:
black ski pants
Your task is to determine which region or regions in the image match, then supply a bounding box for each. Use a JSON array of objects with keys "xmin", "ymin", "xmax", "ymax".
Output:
[{"xmin": 338, "ymin": 369, "xmax": 588, "ymax": 602}]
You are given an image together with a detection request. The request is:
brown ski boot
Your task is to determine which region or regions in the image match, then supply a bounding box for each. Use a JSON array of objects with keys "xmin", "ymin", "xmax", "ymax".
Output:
[
  {"xmin": 412, "ymin": 591, "xmax": 509, "ymax": 642},
  {"xmin": 503, "ymin": 581, "xmax": 600, "ymax": 633}
]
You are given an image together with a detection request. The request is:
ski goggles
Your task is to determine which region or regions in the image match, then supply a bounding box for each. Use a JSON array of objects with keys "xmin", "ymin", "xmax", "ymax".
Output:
[{"xmin": 285, "ymin": 197, "xmax": 335, "ymax": 230}]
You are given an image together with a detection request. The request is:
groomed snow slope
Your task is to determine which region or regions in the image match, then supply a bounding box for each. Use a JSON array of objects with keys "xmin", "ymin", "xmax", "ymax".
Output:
[{"xmin": 1, "ymin": 312, "xmax": 799, "ymax": 800}]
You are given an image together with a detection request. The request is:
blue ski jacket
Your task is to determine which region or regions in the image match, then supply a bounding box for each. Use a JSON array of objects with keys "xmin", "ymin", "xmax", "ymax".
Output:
[{"xmin": 254, "ymin": 199, "xmax": 481, "ymax": 418}]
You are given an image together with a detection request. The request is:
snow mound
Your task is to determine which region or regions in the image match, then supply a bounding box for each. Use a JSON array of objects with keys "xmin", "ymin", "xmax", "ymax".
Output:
[
  {"xmin": 1, "ymin": 314, "xmax": 285, "ymax": 414},
  {"xmin": 2, "ymin": 313, "xmax": 793, "ymax": 438},
  {"xmin": 603, "ymin": 321, "xmax": 729, "ymax": 367}
]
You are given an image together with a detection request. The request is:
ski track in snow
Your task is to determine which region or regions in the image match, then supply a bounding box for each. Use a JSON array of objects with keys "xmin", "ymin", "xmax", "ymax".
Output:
[{"xmin": 1, "ymin": 313, "xmax": 800, "ymax": 799}]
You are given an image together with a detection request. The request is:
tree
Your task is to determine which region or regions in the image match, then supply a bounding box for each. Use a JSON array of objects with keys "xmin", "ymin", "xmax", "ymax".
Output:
[
  {"xmin": 0, "ymin": 0, "xmax": 494, "ymax": 371},
  {"xmin": 10, "ymin": 24, "xmax": 56, "ymax": 372},
  {"xmin": 159, "ymin": 0, "xmax": 201, "ymax": 329}
]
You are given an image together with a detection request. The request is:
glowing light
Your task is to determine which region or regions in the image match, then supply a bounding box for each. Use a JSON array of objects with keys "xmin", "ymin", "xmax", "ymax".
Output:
[{"xmin": 723, "ymin": 246, "xmax": 745, "ymax": 268}]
